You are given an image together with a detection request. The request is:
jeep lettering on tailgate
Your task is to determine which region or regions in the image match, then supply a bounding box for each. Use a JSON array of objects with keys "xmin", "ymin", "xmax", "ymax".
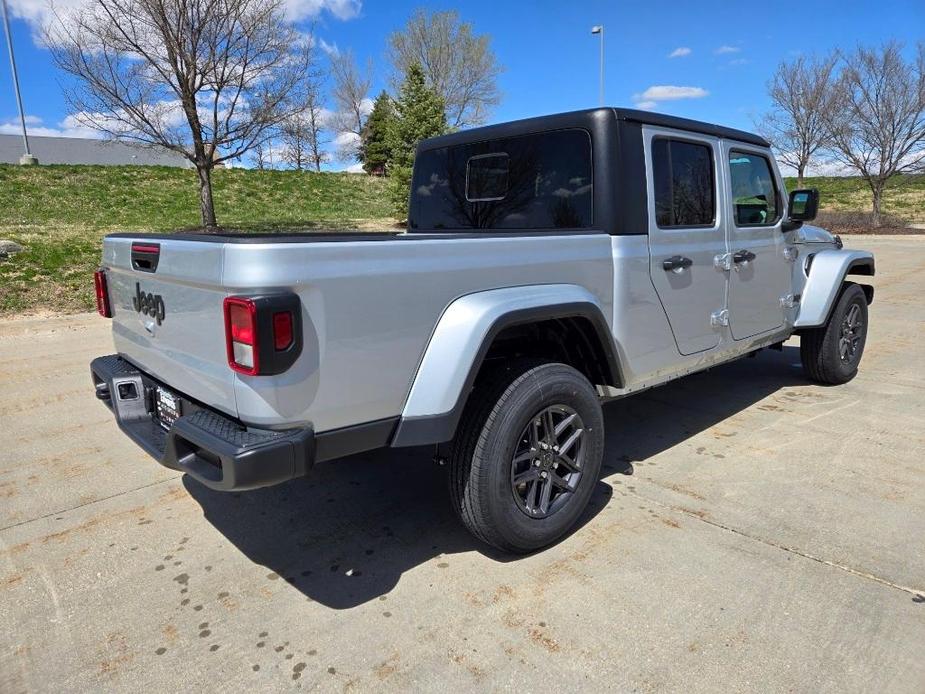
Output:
[{"xmin": 132, "ymin": 282, "xmax": 165, "ymax": 325}]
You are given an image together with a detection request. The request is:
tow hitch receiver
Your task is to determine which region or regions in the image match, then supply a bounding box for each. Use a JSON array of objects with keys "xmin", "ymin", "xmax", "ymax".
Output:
[{"xmin": 90, "ymin": 355, "xmax": 314, "ymax": 491}]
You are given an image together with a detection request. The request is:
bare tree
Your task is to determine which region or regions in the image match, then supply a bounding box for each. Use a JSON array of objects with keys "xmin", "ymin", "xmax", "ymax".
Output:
[
  {"xmin": 756, "ymin": 53, "xmax": 838, "ymax": 187},
  {"xmin": 253, "ymin": 138, "xmax": 275, "ymax": 170},
  {"xmin": 281, "ymin": 93, "xmax": 329, "ymax": 172},
  {"xmin": 330, "ymin": 50, "xmax": 371, "ymax": 161},
  {"xmin": 281, "ymin": 116, "xmax": 309, "ymax": 171},
  {"xmin": 387, "ymin": 9, "xmax": 502, "ymax": 128},
  {"xmin": 48, "ymin": 0, "xmax": 317, "ymax": 227},
  {"xmin": 304, "ymin": 97, "xmax": 330, "ymax": 173},
  {"xmin": 822, "ymin": 42, "xmax": 925, "ymax": 226}
]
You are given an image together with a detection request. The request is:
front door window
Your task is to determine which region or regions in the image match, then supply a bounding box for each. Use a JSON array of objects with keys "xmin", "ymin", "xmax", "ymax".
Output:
[{"xmin": 728, "ymin": 152, "xmax": 779, "ymax": 227}]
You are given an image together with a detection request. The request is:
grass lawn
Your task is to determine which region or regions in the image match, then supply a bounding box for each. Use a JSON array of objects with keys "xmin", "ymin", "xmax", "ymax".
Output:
[
  {"xmin": 0, "ymin": 165, "xmax": 921, "ymax": 316},
  {"xmin": 783, "ymin": 174, "xmax": 925, "ymax": 223},
  {"xmin": 0, "ymin": 165, "xmax": 395, "ymax": 315}
]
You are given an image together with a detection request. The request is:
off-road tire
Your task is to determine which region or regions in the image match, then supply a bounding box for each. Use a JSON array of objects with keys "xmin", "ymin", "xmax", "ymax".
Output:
[
  {"xmin": 800, "ymin": 283, "xmax": 868, "ymax": 385},
  {"xmin": 449, "ymin": 360, "xmax": 604, "ymax": 554}
]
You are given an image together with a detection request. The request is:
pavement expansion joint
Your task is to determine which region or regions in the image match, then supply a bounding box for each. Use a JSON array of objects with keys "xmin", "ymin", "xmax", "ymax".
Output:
[
  {"xmin": 0, "ymin": 474, "xmax": 183, "ymax": 534},
  {"xmin": 623, "ymin": 483, "xmax": 925, "ymax": 599}
]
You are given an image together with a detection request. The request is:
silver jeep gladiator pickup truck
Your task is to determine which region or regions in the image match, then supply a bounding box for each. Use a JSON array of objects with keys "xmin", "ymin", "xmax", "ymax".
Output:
[{"xmin": 90, "ymin": 107, "xmax": 874, "ymax": 553}]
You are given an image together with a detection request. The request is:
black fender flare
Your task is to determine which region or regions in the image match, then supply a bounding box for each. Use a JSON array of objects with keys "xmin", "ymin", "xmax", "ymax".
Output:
[{"xmin": 390, "ymin": 301, "xmax": 621, "ymax": 447}]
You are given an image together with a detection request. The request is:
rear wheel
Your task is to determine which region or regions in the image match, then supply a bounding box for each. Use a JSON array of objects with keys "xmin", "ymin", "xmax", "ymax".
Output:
[
  {"xmin": 800, "ymin": 283, "xmax": 868, "ymax": 385},
  {"xmin": 449, "ymin": 360, "xmax": 604, "ymax": 554}
]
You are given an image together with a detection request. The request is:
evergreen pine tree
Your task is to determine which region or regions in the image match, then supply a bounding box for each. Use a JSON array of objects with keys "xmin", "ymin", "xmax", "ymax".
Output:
[
  {"xmin": 359, "ymin": 91, "xmax": 396, "ymax": 175},
  {"xmin": 387, "ymin": 64, "xmax": 447, "ymax": 218}
]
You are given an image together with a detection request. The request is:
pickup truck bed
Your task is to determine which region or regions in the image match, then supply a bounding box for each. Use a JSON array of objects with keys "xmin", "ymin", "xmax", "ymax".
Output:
[{"xmin": 100, "ymin": 230, "xmax": 615, "ymax": 431}]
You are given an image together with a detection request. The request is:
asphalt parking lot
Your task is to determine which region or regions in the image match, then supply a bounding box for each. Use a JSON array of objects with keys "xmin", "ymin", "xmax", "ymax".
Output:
[{"xmin": 1, "ymin": 235, "xmax": 923, "ymax": 693}]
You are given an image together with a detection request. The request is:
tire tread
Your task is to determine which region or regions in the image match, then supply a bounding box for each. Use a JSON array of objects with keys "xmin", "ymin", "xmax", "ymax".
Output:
[
  {"xmin": 800, "ymin": 283, "xmax": 866, "ymax": 385},
  {"xmin": 449, "ymin": 359, "xmax": 545, "ymax": 550},
  {"xmin": 449, "ymin": 360, "xmax": 600, "ymax": 553}
]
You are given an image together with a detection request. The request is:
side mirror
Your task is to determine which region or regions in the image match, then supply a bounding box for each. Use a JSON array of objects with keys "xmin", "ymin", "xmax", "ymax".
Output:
[{"xmin": 788, "ymin": 188, "xmax": 819, "ymax": 222}]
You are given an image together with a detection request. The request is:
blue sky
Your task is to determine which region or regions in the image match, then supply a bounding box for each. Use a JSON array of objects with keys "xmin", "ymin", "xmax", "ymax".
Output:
[{"xmin": 1, "ymin": 0, "xmax": 923, "ymax": 168}]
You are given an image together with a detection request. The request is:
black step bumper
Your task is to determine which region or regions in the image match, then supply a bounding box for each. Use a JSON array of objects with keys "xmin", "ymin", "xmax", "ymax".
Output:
[{"xmin": 90, "ymin": 355, "xmax": 313, "ymax": 491}]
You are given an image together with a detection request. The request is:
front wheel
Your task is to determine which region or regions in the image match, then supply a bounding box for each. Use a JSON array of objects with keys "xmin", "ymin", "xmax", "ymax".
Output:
[
  {"xmin": 800, "ymin": 283, "xmax": 869, "ymax": 385},
  {"xmin": 449, "ymin": 361, "xmax": 604, "ymax": 554}
]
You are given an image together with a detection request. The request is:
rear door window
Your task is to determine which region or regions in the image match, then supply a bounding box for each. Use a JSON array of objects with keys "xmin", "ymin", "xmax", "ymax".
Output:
[
  {"xmin": 651, "ymin": 138, "xmax": 716, "ymax": 227},
  {"xmin": 409, "ymin": 129, "xmax": 592, "ymax": 230},
  {"xmin": 728, "ymin": 151, "xmax": 780, "ymax": 226}
]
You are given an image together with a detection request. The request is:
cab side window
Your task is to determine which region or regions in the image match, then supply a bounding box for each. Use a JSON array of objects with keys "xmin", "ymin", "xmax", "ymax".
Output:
[
  {"xmin": 728, "ymin": 152, "xmax": 780, "ymax": 226},
  {"xmin": 652, "ymin": 138, "xmax": 716, "ymax": 228}
]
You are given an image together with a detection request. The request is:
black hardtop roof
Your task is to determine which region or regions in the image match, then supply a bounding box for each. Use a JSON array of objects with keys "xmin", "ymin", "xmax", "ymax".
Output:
[{"xmin": 419, "ymin": 107, "xmax": 769, "ymax": 150}]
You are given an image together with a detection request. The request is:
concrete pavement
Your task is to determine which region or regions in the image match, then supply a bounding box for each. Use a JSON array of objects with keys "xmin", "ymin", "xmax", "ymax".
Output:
[{"xmin": 1, "ymin": 235, "xmax": 923, "ymax": 692}]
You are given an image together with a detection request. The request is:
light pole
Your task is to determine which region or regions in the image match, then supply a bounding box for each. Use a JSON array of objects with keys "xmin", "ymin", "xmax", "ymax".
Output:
[
  {"xmin": 1, "ymin": 0, "xmax": 37, "ymax": 165},
  {"xmin": 591, "ymin": 25, "xmax": 604, "ymax": 106}
]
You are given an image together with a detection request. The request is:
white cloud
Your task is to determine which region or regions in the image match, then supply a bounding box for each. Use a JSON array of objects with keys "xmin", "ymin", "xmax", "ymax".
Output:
[
  {"xmin": 333, "ymin": 131, "xmax": 360, "ymax": 149},
  {"xmin": 7, "ymin": 0, "xmax": 83, "ymax": 43},
  {"xmin": 318, "ymin": 38, "xmax": 339, "ymax": 56},
  {"xmin": 715, "ymin": 45, "xmax": 740, "ymax": 54},
  {"xmin": 414, "ymin": 172, "xmax": 447, "ymax": 196},
  {"xmin": 237, "ymin": 138, "xmax": 289, "ymax": 169},
  {"xmin": 6, "ymin": 0, "xmax": 67, "ymax": 24},
  {"xmin": 315, "ymin": 107, "xmax": 337, "ymax": 127},
  {"xmin": 552, "ymin": 184, "xmax": 592, "ymax": 198},
  {"xmin": 328, "ymin": 97, "xmax": 373, "ymax": 161},
  {"xmin": 2, "ymin": 99, "xmax": 206, "ymax": 140},
  {"xmin": 359, "ymin": 97, "xmax": 374, "ymax": 118},
  {"xmin": 294, "ymin": 33, "xmax": 342, "ymax": 60},
  {"xmin": 57, "ymin": 113, "xmax": 113, "ymax": 136},
  {"xmin": 284, "ymin": 0, "xmax": 361, "ymax": 22},
  {"xmin": 637, "ymin": 85, "xmax": 709, "ymax": 101},
  {"xmin": 668, "ymin": 47, "xmax": 691, "ymax": 58},
  {"xmin": 9, "ymin": 0, "xmax": 361, "ymax": 43},
  {"xmin": 294, "ymin": 31, "xmax": 316, "ymax": 49},
  {"xmin": 62, "ymin": 100, "xmax": 192, "ymax": 136},
  {"xmin": 0, "ymin": 114, "xmax": 102, "ymax": 138},
  {"xmin": 259, "ymin": 141, "xmax": 289, "ymax": 167},
  {"xmin": 728, "ymin": 58, "xmax": 748, "ymax": 66},
  {"xmin": 776, "ymin": 157, "xmax": 852, "ymax": 178},
  {"xmin": 631, "ymin": 85, "xmax": 708, "ymax": 112}
]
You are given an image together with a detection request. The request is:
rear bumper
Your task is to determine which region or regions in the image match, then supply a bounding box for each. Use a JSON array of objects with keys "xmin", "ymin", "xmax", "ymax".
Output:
[{"xmin": 90, "ymin": 355, "xmax": 313, "ymax": 491}]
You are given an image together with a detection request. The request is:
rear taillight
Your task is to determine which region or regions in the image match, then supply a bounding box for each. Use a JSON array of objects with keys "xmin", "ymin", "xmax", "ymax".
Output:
[
  {"xmin": 223, "ymin": 294, "xmax": 301, "ymax": 376},
  {"xmin": 224, "ymin": 297, "xmax": 259, "ymax": 375},
  {"xmin": 94, "ymin": 269, "xmax": 112, "ymax": 318},
  {"xmin": 272, "ymin": 311, "xmax": 293, "ymax": 350}
]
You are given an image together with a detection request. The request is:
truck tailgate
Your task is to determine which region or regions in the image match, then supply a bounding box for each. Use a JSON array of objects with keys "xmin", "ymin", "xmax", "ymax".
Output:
[{"xmin": 102, "ymin": 237, "xmax": 237, "ymax": 418}]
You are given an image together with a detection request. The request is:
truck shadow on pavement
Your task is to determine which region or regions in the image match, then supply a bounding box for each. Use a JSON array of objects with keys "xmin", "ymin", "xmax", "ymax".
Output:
[
  {"xmin": 184, "ymin": 453, "xmax": 615, "ymax": 609},
  {"xmin": 186, "ymin": 346, "xmax": 811, "ymax": 609},
  {"xmin": 599, "ymin": 345, "xmax": 813, "ymax": 475}
]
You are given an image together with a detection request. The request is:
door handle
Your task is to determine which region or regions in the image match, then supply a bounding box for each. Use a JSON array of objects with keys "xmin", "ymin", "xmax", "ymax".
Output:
[
  {"xmin": 662, "ymin": 255, "xmax": 693, "ymax": 273},
  {"xmin": 733, "ymin": 250, "xmax": 756, "ymax": 264}
]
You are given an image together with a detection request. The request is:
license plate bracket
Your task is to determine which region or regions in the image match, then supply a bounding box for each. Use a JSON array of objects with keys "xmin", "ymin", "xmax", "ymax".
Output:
[{"xmin": 154, "ymin": 385, "xmax": 182, "ymax": 430}]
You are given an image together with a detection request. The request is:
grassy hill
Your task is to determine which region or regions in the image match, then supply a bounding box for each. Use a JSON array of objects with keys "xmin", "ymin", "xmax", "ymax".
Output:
[
  {"xmin": 0, "ymin": 165, "xmax": 396, "ymax": 315},
  {"xmin": 0, "ymin": 164, "xmax": 921, "ymax": 316},
  {"xmin": 783, "ymin": 174, "xmax": 924, "ymax": 224}
]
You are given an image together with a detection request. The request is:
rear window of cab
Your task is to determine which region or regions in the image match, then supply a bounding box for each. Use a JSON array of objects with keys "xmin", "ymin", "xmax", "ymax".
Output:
[{"xmin": 408, "ymin": 129, "xmax": 593, "ymax": 231}]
